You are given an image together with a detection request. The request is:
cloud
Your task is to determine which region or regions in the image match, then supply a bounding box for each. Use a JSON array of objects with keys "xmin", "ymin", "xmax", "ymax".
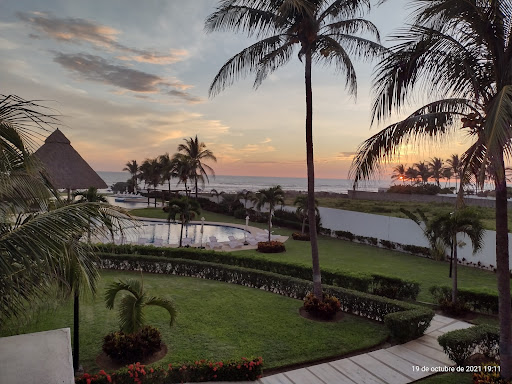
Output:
[
  {"xmin": 53, "ymin": 52, "xmax": 200, "ymax": 102},
  {"xmin": 336, "ymin": 152, "xmax": 357, "ymax": 161},
  {"xmin": 18, "ymin": 12, "xmax": 188, "ymax": 64}
]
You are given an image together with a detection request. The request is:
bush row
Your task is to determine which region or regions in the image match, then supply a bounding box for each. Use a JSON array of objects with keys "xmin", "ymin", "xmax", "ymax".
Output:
[
  {"xmin": 437, "ymin": 325, "xmax": 499, "ymax": 366},
  {"xmin": 429, "ymin": 286, "xmax": 500, "ymax": 314},
  {"xmin": 76, "ymin": 357, "xmax": 263, "ymax": 383},
  {"xmin": 333, "ymin": 231, "xmax": 431, "ymax": 258},
  {"xmin": 95, "ymin": 245, "xmax": 420, "ymax": 300},
  {"xmin": 257, "ymin": 241, "xmax": 286, "ymax": 253},
  {"xmin": 98, "ymin": 254, "xmax": 433, "ymax": 342}
]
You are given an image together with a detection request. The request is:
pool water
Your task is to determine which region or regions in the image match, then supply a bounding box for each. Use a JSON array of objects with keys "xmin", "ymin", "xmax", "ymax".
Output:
[{"xmin": 117, "ymin": 221, "xmax": 247, "ymax": 245}]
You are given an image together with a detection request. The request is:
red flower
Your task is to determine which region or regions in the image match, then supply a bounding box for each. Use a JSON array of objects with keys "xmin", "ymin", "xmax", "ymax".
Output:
[
  {"xmin": 106, "ymin": 375, "xmax": 112, "ymax": 383},
  {"xmin": 213, "ymin": 367, "xmax": 217, "ymax": 371},
  {"xmin": 86, "ymin": 379, "xmax": 91, "ymax": 384}
]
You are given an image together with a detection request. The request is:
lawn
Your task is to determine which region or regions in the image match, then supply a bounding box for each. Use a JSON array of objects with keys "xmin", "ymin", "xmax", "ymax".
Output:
[
  {"xmin": 413, "ymin": 372, "xmax": 473, "ymax": 384},
  {"xmin": 129, "ymin": 208, "xmax": 503, "ymax": 303},
  {"xmin": 0, "ymin": 270, "xmax": 389, "ymax": 373}
]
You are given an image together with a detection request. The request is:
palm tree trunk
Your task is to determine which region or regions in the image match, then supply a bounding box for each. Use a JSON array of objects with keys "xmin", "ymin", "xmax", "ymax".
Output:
[
  {"xmin": 179, "ymin": 221, "xmax": 184, "ymax": 247},
  {"xmin": 305, "ymin": 49, "xmax": 322, "ymax": 301},
  {"xmin": 268, "ymin": 213, "xmax": 272, "ymax": 243},
  {"xmin": 195, "ymin": 177, "xmax": 198, "ymax": 200},
  {"xmin": 302, "ymin": 217, "xmax": 306, "ymax": 235},
  {"xmin": 451, "ymin": 234, "xmax": 457, "ymax": 304},
  {"xmin": 73, "ymin": 291, "xmax": 80, "ymax": 372},
  {"xmin": 496, "ymin": 154, "xmax": 512, "ymax": 379},
  {"xmin": 449, "ymin": 241, "xmax": 453, "ymax": 278}
]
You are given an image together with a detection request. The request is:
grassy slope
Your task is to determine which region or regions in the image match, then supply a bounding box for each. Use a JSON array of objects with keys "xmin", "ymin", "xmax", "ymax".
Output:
[
  {"xmin": 1, "ymin": 270, "xmax": 388, "ymax": 372},
  {"xmin": 129, "ymin": 208, "xmax": 502, "ymax": 303}
]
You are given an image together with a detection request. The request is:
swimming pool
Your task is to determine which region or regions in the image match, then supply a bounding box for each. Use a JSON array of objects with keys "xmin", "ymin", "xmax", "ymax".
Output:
[{"xmin": 112, "ymin": 221, "xmax": 247, "ymax": 245}]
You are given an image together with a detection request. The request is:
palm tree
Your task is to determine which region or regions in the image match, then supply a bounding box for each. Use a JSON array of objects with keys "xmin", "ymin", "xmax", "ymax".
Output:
[
  {"xmin": 105, "ymin": 276, "xmax": 177, "ymax": 334},
  {"xmin": 391, "ymin": 164, "xmax": 407, "ymax": 184},
  {"xmin": 253, "ymin": 186, "xmax": 285, "ymax": 242},
  {"xmin": 405, "ymin": 166, "xmax": 419, "ymax": 185},
  {"xmin": 73, "ymin": 187, "xmax": 108, "ymax": 203},
  {"xmin": 166, "ymin": 197, "xmax": 201, "ymax": 247},
  {"xmin": 206, "ymin": 0, "xmax": 382, "ymax": 300},
  {"xmin": 414, "ymin": 161, "xmax": 432, "ymax": 185},
  {"xmin": 159, "ymin": 153, "xmax": 177, "ymax": 199},
  {"xmin": 236, "ymin": 189, "xmax": 254, "ymax": 209},
  {"xmin": 210, "ymin": 188, "xmax": 225, "ymax": 204},
  {"xmin": 446, "ymin": 154, "xmax": 461, "ymax": 191},
  {"xmin": 123, "ymin": 160, "xmax": 139, "ymax": 193},
  {"xmin": 349, "ymin": 1, "xmax": 512, "ymax": 376},
  {"xmin": 442, "ymin": 167, "xmax": 453, "ymax": 189},
  {"xmin": 429, "ymin": 209, "xmax": 484, "ymax": 305},
  {"xmin": 172, "ymin": 153, "xmax": 194, "ymax": 198},
  {"xmin": 177, "ymin": 136, "xmax": 216, "ymax": 199},
  {"xmin": 429, "ymin": 157, "xmax": 444, "ymax": 187},
  {"xmin": 294, "ymin": 194, "xmax": 319, "ymax": 235},
  {"xmin": 139, "ymin": 158, "xmax": 161, "ymax": 206}
]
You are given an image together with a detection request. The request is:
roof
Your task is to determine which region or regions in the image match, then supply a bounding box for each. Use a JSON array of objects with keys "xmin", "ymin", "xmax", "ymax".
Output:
[{"xmin": 34, "ymin": 129, "xmax": 107, "ymax": 190}]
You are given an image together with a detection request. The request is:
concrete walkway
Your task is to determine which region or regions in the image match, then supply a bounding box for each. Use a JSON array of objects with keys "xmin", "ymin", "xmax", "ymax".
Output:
[{"xmin": 209, "ymin": 314, "xmax": 472, "ymax": 384}]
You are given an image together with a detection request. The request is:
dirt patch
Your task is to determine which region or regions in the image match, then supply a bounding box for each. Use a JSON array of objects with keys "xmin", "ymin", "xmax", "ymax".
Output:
[
  {"xmin": 95, "ymin": 343, "xmax": 168, "ymax": 371},
  {"xmin": 299, "ymin": 307, "xmax": 344, "ymax": 323}
]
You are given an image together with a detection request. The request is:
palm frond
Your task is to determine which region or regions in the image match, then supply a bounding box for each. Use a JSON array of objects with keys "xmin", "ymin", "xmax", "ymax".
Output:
[
  {"xmin": 119, "ymin": 293, "xmax": 145, "ymax": 334},
  {"xmin": 145, "ymin": 296, "xmax": 177, "ymax": 327},
  {"xmin": 254, "ymin": 40, "xmax": 295, "ymax": 87},
  {"xmin": 104, "ymin": 279, "xmax": 142, "ymax": 310},
  {"xmin": 318, "ymin": 0, "xmax": 371, "ymax": 23},
  {"xmin": 323, "ymin": 18, "xmax": 380, "ymax": 41}
]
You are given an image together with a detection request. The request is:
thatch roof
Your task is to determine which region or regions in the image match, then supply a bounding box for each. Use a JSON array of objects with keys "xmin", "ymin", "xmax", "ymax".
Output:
[{"xmin": 34, "ymin": 129, "xmax": 107, "ymax": 190}]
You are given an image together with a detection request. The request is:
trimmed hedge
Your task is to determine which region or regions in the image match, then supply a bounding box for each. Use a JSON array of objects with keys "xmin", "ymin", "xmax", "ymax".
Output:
[
  {"xmin": 257, "ymin": 241, "xmax": 286, "ymax": 253},
  {"xmin": 384, "ymin": 309, "xmax": 434, "ymax": 343},
  {"xmin": 437, "ymin": 325, "xmax": 499, "ymax": 366},
  {"xmin": 98, "ymin": 253, "xmax": 433, "ymax": 342},
  {"xmin": 95, "ymin": 245, "xmax": 420, "ymax": 300},
  {"xmin": 292, "ymin": 232, "xmax": 310, "ymax": 241},
  {"xmin": 76, "ymin": 357, "xmax": 263, "ymax": 383},
  {"xmin": 429, "ymin": 286, "xmax": 500, "ymax": 314}
]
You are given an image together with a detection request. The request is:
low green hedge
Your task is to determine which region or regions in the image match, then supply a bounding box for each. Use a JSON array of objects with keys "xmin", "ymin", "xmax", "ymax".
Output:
[
  {"xmin": 76, "ymin": 357, "xmax": 263, "ymax": 383},
  {"xmin": 98, "ymin": 253, "xmax": 433, "ymax": 342},
  {"xmin": 437, "ymin": 325, "xmax": 499, "ymax": 366},
  {"xmin": 430, "ymin": 286, "xmax": 500, "ymax": 314},
  {"xmin": 95, "ymin": 245, "xmax": 419, "ymax": 300}
]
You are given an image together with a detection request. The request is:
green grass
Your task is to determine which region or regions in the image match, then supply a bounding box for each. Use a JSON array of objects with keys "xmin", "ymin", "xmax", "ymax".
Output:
[
  {"xmin": 129, "ymin": 208, "xmax": 503, "ymax": 303},
  {"xmin": 1, "ymin": 270, "xmax": 388, "ymax": 372},
  {"xmin": 412, "ymin": 372, "xmax": 472, "ymax": 383}
]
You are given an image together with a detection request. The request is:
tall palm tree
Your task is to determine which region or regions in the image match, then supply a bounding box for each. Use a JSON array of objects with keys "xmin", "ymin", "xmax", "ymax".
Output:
[
  {"xmin": 391, "ymin": 164, "xmax": 407, "ymax": 184},
  {"xmin": 429, "ymin": 209, "xmax": 484, "ymax": 305},
  {"xmin": 236, "ymin": 189, "xmax": 254, "ymax": 209},
  {"xmin": 442, "ymin": 167, "xmax": 453, "ymax": 189},
  {"xmin": 177, "ymin": 136, "xmax": 216, "ymax": 199},
  {"xmin": 405, "ymin": 166, "xmax": 419, "ymax": 184},
  {"xmin": 254, "ymin": 185, "xmax": 285, "ymax": 242},
  {"xmin": 428, "ymin": 157, "xmax": 444, "ymax": 187},
  {"xmin": 210, "ymin": 188, "xmax": 225, "ymax": 204},
  {"xmin": 166, "ymin": 197, "xmax": 201, "ymax": 247},
  {"xmin": 206, "ymin": 0, "xmax": 382, "ymax": 300},
  {"xmin": 105, "ymin": 276, "xmax": 177, "ymax": 334},
  {"xmin": 123, "ymin": 160, "xmax": 139, "ymax": 193},
  {"xmin": 446, "ymin": 154, "xmax": 461, "ymax": 191},
  {"xmin": 172, "ymin": 153, "xmax": 194, "ymax": 198},
  {"xmin": 349, "ymin": 1, "xmax": 512, "ymax": 376},
  {"xmin": 139, "ymin": 158, "xmax": 161, "ymax": 207},
  {"xmin": 294, "ymin": 194, "xmax": 319, "ymax": 234},
  {"xmin": 159, "ymin": 153, "xmax": 178, "ymax": 200}
]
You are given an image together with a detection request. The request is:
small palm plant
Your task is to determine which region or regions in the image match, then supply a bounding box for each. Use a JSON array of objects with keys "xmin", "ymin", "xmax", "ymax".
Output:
[
  {"xmin": 105, "ymin": 276, "xmax": 177, "ymax": 334},
  {"xmin": 167, "ymin": 197, "xmax": 201, "ymax": 247},
  {"xmin": 254, "ymin": 186, "xmax": 285, "ymax": 242},
  {"xmin": 210, "ymin": 188, "xmax": 225, "ymax": 204},
  {"xmin": 294, "ymin": 195, "xmax": 319, "ymax": 235}
]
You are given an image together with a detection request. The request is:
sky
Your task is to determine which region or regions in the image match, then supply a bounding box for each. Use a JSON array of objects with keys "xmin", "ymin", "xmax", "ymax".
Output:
[{"xmin": 0, "ymin": 0, "xmax": 473, "ymax": 179}]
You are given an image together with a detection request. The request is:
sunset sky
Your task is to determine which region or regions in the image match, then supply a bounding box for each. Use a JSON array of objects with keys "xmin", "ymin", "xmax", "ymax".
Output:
[{"xmin": 0, "ymin": 0, "xmax": 472, "ymax": 179}]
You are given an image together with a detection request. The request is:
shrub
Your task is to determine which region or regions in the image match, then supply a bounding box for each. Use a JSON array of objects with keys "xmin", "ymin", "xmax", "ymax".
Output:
[
  {"xmin": 387, "ymin": 184, "xmax": 441, "ymax": 195},
  {"xmin": 292, "ymin": 232, "xmax": 310, "ymax": 241},
  {"xmin": 371, "ymin": 274, "xmax": 420, "ymax": 301},
  {"xmin": 379, "ymin": 240, "xmax": 397, "ymax": 249},
  {"xmin": 401, "ymin": 244, "xmax": 431, "ymax": 257},
  {"xmin": 95, "ymin": 246, "xmax": 418, "ymax": 300},
  {"xmin": 384, "ymin": 308, "xmax": 434, "ymax": 343},
  {"xmin": 437, "ymin": 325, "xmax": 499, "ymax": 366},
  {"xmin": 473, "ymin": 363, "xmax": 508, "ymax": 384},
  {"xmin": 257, "ymin": 241, "xmax": 286, "ymax": 253},
  {"xmin": 303, "ymin": 292, "xmax": 341, "ymax": 319},
  {"xmin": 102, "ymin": 325, "xmax": 162, "ymax": 363},
  {"xmin": 334, "ymin": 230, "xmax": 355, "ymax": 241},
  {"xmin": 99, "ymin": 254, "xmax": 433, "ymax": 340},
  {"xmin": 430, "ymin": 286, "xmax": 500, "ymax": 314},
  {"xmin": 75, "ymin": 357, "xmax": 263, "ymax": 383}
]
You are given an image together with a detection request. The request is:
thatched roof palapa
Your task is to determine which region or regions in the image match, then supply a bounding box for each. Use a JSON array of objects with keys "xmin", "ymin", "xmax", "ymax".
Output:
[{"xmin": 34, "ymin": 129, "xmax": 107, "ymax": 190}]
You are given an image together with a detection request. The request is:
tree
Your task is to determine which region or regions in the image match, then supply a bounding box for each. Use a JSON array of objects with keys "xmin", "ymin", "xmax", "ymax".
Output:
[
  {"xmin": 429, "ymin": 157, "xmax": 444, "ymax": 187},
  {"xmin": 405, "ymin": 166, "xmax": 419, "ymax": 184},
  {"xmin": 253, "ymin": 186, "xmax": 285, "ymax": 242},
  {"xmin": 139, "ymin": 158, "xmax": 161, "ymax": 207},
  {"xmin": 415, "ymin": 161, "xmax": 432, "ymax": 185},
  {"xmin": 105, "ymin": 276, "xmax": 177, "ymax": 334},
  {"xmin": 159, "ymin": 153, "xmax": 178, "ymax": 198},
  {"xmin": 177, "ymin": 135, "xmax": 216, "ymax": 199},
  {"xmin": 429, "ymin": 209, "xmax": 484, "ymax": 305},
  {"xmin": 236, "ymin": 189, "xmax": 253, "ymax": 209},
  {"xmin": 446, "ymin": 154, "xmax": 461, "ymax": 191},
  {"xmin": 391, "ymin": 164, "xmax": 406, "ymax": 184},
  {"xmin": 172, "ymin": 153, "xmax": 194, "ymax": 198},
  {"xmin": 294, "ymin": 194, "xmax": 319, "ymax": 234},
  {"xmin": 206, "ymin": 0, "xmax": 382, "ymax": 300},
  {"xmin": 73, "ymin": 187, "xmax": 108, "ymax": 203},
  {"xmin": 349, "ymin": 1, "xmax": 512, "ymax": 376},
  {"xmin": 123, "ymin": 160, "xmax": 139, "ymax": 193},
  {"xmin": 442, "ymin": 167, "xmax": 453, "ymax": 188},
  {"xmin": 210, "ymin": 188, "xmax": 225, "ymax": 204},
  {"xmin": 166, "ymin": 197, "xmax": 201, "ymax": 247}
]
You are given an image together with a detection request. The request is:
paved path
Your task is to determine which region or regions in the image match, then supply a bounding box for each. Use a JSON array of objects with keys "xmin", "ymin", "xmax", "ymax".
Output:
[{"xmin": 205, "ymin": 314, "xmax": 472, "ymax": 384}]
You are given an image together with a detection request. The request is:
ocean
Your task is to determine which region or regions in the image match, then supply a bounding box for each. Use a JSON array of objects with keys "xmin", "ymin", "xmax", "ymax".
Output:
[{"xmin": 97, "ymin": 171, "xmax": 392, "ymax": 195}]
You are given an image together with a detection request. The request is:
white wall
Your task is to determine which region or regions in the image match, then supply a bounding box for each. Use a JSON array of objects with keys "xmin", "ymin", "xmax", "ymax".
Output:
[{"xmin": 0, "ymin": 328, "xmax": 74, "ymax": 384}]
